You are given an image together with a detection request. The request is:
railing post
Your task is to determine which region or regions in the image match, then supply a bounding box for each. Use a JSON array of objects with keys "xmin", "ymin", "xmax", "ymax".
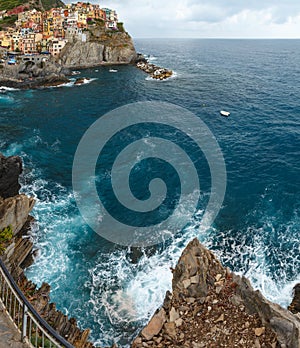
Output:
[
  {"xmin": 0, "ymin": 258, "xmax": 74, "ymax": 348},
  {"xmin": 22, "ymin": 303, "xmax": 28, "ymax": 343}
]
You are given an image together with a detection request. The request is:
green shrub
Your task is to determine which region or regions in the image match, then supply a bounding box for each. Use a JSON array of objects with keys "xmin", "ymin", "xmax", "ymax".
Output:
[
  {"xmin": 117, "ymin": 22, "xmax": 125, "ymax": 32},
  {"xmin": 0, "ymin": 225, "xmax": 13, "ymax": 253},
  {"xmin": 0, "ymin": 15, "xmax": 18, "ymax": 28}
]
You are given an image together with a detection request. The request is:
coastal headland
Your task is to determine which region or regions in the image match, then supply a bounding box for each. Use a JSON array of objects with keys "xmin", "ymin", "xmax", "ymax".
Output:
[{"xmin": 0, "ymin": 1, "xmax": 137, "ymax": 89}]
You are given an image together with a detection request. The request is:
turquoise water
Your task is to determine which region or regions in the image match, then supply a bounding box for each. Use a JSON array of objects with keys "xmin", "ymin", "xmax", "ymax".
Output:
[{"xmin": 0, "ymin": 39, "xmax": 299, "ymax": 346}]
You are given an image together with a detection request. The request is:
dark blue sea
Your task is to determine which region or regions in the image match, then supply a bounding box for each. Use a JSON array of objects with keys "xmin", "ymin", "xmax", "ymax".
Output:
[{"xmin": 0, "ymin": 39, "xmax": 300, "ymax": 347}]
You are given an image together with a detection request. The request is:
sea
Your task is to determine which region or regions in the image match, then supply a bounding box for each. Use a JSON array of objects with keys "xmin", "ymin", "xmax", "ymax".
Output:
[{"xmin": 0, "ymin": 39, "xmax": 299, "ymax": 347}]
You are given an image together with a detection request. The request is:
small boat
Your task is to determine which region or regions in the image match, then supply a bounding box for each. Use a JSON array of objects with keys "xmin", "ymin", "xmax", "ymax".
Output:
[
  {"xmin": 220, "ymin": 110, "xmax": 230, "ymax": 117},
  {"xmin": 109, "ymin": 69, "xmax": 118, "ymax": 73}
]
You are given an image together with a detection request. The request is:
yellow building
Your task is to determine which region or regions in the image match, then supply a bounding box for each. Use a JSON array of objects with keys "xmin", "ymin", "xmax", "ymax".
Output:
[
  {"xmin": 11, "ymin": 32, "xmax": 22, "ymax": 51},
  {"xmin": 77, "ymin": 12, "xmax": 87, "ymax": 25},
  {"xmin": 0, "ymin": 32, "xmax": 12, "ymax": 49}
]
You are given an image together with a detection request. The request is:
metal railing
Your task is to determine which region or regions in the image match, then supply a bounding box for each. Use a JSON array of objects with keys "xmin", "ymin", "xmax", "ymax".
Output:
[{"xmin": 0, "ymin": 258, "xmax": 74, "ymax": 348}]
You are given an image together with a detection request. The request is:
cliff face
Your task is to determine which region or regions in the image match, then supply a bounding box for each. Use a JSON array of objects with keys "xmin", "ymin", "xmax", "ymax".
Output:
[
  {"xmin": 0, "ymin": 60, "xmax": 70, "ymax": 89},
  {"xmin": 0, "ymin": 153, "xmax": 22, "ymax": 198},
  {"xmin": 0, "ymin": 153, "xmax": 94, "ymax": 348},
  {"xmin": 133, "ymin": 239, "xmax": 300, "ymax": 348},
  {"xmin": 59, "ymin": 27, "xmax": 137, "ymax": 68}
]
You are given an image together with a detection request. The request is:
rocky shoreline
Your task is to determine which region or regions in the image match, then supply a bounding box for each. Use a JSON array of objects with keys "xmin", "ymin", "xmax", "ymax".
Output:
[
  {"xmin": 0, "ymin": 60, "xmax": 71, "ymax": 89},
  {"xmin": 0, "ymin": 153, "xmax": 96, "ymax": 348},
  {"xmin": 132, "ymin": 239, "xmax": 300, "ymax": 348},
  {"xmin": 135, "ymin": 54, "xmax": 173, "ymax": 80},
  {"xmin": 2, "ymin": 152, "xmax": 300, "ymax": 348}
]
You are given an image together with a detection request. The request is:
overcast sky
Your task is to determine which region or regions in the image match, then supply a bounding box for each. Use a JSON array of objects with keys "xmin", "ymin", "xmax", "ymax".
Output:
[{"xmin": 65, "ymin": 1, "xmax": 300, "ymax": 38}]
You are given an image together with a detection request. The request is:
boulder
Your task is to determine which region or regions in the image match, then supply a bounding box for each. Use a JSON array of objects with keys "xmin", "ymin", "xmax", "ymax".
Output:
[
  {"xmin": 0, "ymin": 194, "xmax": 35, "ymax": 235},
  {"xmin": 0, "ymin": 153, "xmax": 22, "ymax": 198},
  {"xmin": 288, "ymin": 284, "xmax": 300, "ymax": 314},
  {"xmin": 141, "ymin": 308, "xmax": 166, "ymax": 341}
]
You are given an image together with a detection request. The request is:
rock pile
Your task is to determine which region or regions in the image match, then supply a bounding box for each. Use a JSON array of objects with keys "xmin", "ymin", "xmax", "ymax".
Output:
[
  {"xmin": 136, "ymin": 61, "xmax": 173, "ymax": 80},
  {"xmin": 132, "ymin": 238, "xmax": 300, "ymax": 348}
]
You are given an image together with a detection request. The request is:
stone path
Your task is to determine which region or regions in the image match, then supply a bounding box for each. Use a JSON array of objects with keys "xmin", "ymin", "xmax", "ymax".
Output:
[{"xmin": 0, "ymin": 302, "xmax": 29, "ymax": 348}]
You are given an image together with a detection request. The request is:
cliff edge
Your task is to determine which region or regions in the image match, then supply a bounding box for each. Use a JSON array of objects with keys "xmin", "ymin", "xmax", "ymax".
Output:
[
  {"xmin": 0, "ymin": 153, "xmax": 95, "ymax": 348},
  {"xmin": 132, "ymin": 239, "xmax": 300, "ymax": 348},
  {"xmin": 59, "ymin": 23, "xmax": 137, "ymax": 68}
]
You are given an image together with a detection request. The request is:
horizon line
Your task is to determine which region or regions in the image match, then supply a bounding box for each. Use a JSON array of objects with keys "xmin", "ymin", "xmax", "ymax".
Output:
[{"xmin": 132, "ymin": 37, "xmax": 300, "ymax": 40}]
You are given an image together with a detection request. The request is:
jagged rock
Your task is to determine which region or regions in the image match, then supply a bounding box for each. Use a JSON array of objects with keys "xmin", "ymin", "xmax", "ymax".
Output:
[
  {"xmin": 288, "ymin": 284, "xmax": 300, "ymax": 314},
  {"xmin": 141, "ymin": 308, "xmax": 166, "ymax": 341},
  {"xmin": 233, "ymin": 274, "xmax": 300, "ymax": 347},
  {"xmin": 255, "ymin": 327, "xmax": 265, "ymax": 337},
  {"xmin": 0, "ymin": 153, "xmax": 22, "ymax": 198},
  {"xmin": 0, "ymin": 154, "xmax": 95, "ymax": 348},
  {"xmin": 172, "ymin": 238, "xmax": 224, "ymax": 299},
  {"xmin": 169, "ymin": 307, "xmax": 179, "ymax": 322},
  {"xmin": 0, "ymin": 194, "xmax": 35, "ymax": 235},
  {"xmin": 132, "ymin": 238, "xmax": 300, "ymax": 348},
  {"xmin": 164, "ymin": 322, "xmax": 176, "ymax": 339},
  {"xmin": 136, "ymin": 61, "xmax": 173, "ymax": 80},
  {"xmin": 0, "ymin": 61, "xmax": 69, "ymax": 89}
]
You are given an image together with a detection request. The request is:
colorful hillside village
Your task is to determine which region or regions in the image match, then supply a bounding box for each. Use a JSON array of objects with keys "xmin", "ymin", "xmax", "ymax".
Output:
[{"xmin": 0, "ymin": 2, "xmax": 118, "ymax": 60}]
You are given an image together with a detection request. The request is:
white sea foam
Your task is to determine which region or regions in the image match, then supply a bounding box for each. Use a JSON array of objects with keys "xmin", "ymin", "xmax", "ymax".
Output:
[
  {"xmin": 0, "ymin": 86, "xmax": 20, "ymax": 92},
  {"xmin": 6, "ymin": 138, "xmax": 298, "ymax": 347},
  {"xmin": 47, "ymin": 77, "xmax": 97, "ymax": 89},
  {"xmin": 145, "ymin": 71, "xmax": 178, "ymax": 82},
  {"xmin": 144, "ymin": 54, "xmax": 158, "ymax": 62}
]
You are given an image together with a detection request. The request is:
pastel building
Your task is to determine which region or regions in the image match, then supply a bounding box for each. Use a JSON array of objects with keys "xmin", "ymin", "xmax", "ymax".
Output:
[
  {"xmin": 20, "ymin": 33, "xmax": 36, "ymax": 53},
  {"xmin": 48, "ymin": 38, "xmax": 67, "ymax": 56}
]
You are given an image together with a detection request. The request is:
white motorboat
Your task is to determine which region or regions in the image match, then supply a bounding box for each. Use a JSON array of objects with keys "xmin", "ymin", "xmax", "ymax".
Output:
[
  {"xmin": 109, "ymin": 69, "xmax": 118, "ymax": 73},
  {"xmin": 220, "ymin": 110, "xmax": 230, "ymax": 117}
]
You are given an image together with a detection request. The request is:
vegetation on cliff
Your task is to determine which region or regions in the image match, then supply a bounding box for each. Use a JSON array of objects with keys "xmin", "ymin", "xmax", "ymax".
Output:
[
  {"xmin": 0, "ymin": 14, "xmax": 17, "ymax": 29},
  {"xmin": 0, "ymin": 0, "xmax": 65, "ymax": 11},
  {"xmin": 0, "ymin": 225, "xmax": 13, "ymax": 253}
]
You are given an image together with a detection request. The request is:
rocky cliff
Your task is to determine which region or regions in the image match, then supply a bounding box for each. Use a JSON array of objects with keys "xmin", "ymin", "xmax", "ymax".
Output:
[
  {"xmin": 0, "ymin": 153, "xmax": 95, "ymax": 348},
  {"xmin": 0, "ymin": 60, "xmax": 70, "ymax": 89},
  {"xmin": 0, "ymin": 153, "xmax": 22, "ymax": 198},
  {"xmin": 132, "ymin": 239, "xmax": 300, "ymax": 348},
  {"xmin": 59, "ymin": 25, "xmax": 137, "ymax": 68}
]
